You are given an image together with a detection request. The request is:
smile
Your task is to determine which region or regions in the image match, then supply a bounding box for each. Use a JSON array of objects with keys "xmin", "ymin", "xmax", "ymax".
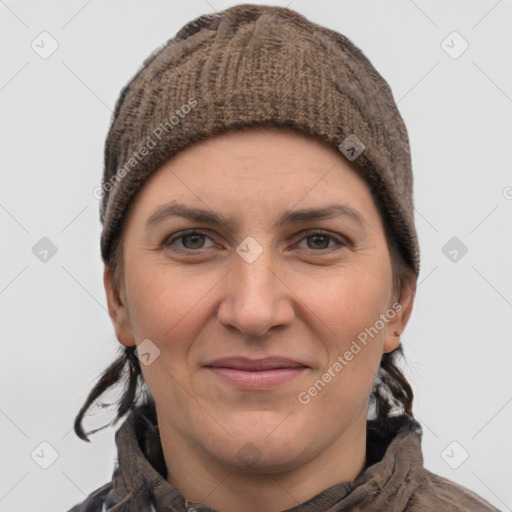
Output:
[
  {"xmin": 208, "ymin": 367, "xmax": 308, "ymax": 389},
  {"xmin": 204, "ymin": 357, "xmax": 309, "ymax": 390}
]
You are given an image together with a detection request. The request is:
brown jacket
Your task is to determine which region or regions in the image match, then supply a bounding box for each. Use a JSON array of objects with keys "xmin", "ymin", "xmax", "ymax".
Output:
[{"xmin": 67, "ymin": 403, "xmax": 501, "ymax": 512}]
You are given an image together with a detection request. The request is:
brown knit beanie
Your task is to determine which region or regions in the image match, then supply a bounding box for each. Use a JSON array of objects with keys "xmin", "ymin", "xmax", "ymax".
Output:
[{"xmin": 98, "ymin": 3, "xmax": 420, "ymax": 278}]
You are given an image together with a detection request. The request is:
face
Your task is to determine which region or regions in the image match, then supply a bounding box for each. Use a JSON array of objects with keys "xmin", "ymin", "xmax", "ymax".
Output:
[{"xmin": 105, "ymin": 127, "xmax": 415, "ymax": 474}]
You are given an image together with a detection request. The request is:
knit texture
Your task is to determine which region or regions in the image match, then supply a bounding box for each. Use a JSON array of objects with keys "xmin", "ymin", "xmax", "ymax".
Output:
[{"xmin": 99, "ymin": 3, "xmax": 420, "ymax": 277}]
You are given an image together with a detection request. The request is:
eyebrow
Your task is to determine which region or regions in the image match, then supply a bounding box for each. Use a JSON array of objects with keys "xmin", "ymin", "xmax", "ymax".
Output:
[{"xmin": 145, "ymin": 201, "xmax": 368, "ymax": 231}]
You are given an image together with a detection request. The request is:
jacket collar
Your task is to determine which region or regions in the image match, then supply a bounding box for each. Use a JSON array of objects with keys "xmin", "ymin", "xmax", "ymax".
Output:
[{"xmin": 110, "ymin": 402, "xmax": 426, "ymax": 511}]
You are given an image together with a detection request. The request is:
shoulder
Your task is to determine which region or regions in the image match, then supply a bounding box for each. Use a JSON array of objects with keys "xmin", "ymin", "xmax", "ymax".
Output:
[{"xmin": 407, "ymin": 468, "xmax": 501, "ymax": 512}]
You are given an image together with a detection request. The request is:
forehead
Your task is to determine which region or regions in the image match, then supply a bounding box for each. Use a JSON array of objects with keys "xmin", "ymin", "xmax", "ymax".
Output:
[{"xmin": 124, "ymin": 126, "xmax": 381, "ymax": 230}]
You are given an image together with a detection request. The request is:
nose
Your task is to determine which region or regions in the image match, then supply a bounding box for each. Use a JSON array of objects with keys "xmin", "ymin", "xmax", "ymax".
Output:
[{"xmin": 217, "ymin": 241, "xmax": 295, "ymax": 339}]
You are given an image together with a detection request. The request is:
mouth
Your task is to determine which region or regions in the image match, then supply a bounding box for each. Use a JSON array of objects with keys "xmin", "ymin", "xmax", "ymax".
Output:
[{"xmin": 204, "ymin": 357, "xmax": 309, "ymax": 390}]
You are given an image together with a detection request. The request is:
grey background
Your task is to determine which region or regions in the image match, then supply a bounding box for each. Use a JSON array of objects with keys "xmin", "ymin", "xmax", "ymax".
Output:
[{"xmin": 1, "ymin": 1, "xmax": 511, "ymax": 511}]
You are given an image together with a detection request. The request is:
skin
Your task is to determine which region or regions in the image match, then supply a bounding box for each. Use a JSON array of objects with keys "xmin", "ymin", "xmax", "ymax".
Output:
[{"xmin": 104, "ymin": 126, "xmax": 416, "ymax": 512}]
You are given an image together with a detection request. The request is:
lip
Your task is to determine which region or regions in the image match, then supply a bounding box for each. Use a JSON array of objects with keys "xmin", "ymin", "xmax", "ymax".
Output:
[
  {"xmin": 204, "ymin": 357, "xmax": 309, "ymax": 390},
  {"xmin": 206, "ymin": 356, "xmax": 307, "ymax": 371}
]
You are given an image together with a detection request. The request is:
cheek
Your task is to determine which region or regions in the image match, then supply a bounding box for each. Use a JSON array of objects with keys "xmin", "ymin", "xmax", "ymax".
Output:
[
  {"xmin": 301, "ymin": 271, "xmax": 389, "ymax": 394},
  {"xmin": 126, "ymin": 268, "xmax": 213, "ymax": 405},
  {"xmin": 302, "ymin": 267, "xmax": 391, "ymax": 340},
  {"xmin": 125, "ymin": 264, "xmax": 216, "ymax": 351}
]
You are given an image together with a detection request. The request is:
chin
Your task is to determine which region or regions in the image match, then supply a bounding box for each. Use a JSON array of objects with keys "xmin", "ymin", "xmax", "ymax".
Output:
[
  {"xmin": 204, "ymin": 420, "xmax": 312, "ymax": 474},
  {"xmin": 217, "ymin": 440, "xmax": 308, "ymax": 475}
]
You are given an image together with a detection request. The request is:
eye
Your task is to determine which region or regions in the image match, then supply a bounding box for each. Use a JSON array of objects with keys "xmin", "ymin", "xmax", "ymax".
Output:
[
  {"xmin": 163, "ymin": 230, "xmax": 216, "ymax": 252},
  {"xmin": 295, "ymin": 229, "xmax": 347, "ymax": 252},
  {"xmin": 162, "ymin": 228, "xmax": 348, "ymax": 255}
]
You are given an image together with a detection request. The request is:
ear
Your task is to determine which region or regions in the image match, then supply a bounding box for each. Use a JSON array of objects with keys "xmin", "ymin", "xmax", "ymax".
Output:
[
  {"xmin": 103, "ymin": 265, "xmax": 136, "ymax": 347},
  {"xmin": 383, "ymin": 270, "xmax": 417, "ymax": 353}
]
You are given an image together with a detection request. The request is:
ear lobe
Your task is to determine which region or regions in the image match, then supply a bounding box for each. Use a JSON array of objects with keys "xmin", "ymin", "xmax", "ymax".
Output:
[
  {"xmin": 383, "ymin": 273, "xmax": 417, "ymax": 353},
  {"xmin": 383, "ymin": 329, "xmax": 402, "ymax": 354},
  {"xmin": 103, "ymin": 265, "xmax": 136, "ymax": 347}
]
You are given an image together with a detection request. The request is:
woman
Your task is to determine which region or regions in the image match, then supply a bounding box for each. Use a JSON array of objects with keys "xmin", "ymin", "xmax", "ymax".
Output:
[{"xmin": 67, "ymin": 4, "xmax": 500, "ymax": 511}]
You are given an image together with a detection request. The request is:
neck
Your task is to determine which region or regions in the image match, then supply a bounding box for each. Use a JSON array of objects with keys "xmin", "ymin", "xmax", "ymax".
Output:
[{"xmin": 158, "ymin": 411, "xmax": 368, "ymax": 512}]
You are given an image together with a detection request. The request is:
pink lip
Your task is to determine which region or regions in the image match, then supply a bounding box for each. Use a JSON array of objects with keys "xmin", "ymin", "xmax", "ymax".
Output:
[{"xmin": 204, "ymin": 357, "xmax": 309, "ymax": 390}]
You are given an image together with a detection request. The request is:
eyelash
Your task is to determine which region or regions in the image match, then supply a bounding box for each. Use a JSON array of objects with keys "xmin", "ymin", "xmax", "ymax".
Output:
[{"xmin": 162, "ymin": 229, "xmax": 348, "ymax": 255}]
